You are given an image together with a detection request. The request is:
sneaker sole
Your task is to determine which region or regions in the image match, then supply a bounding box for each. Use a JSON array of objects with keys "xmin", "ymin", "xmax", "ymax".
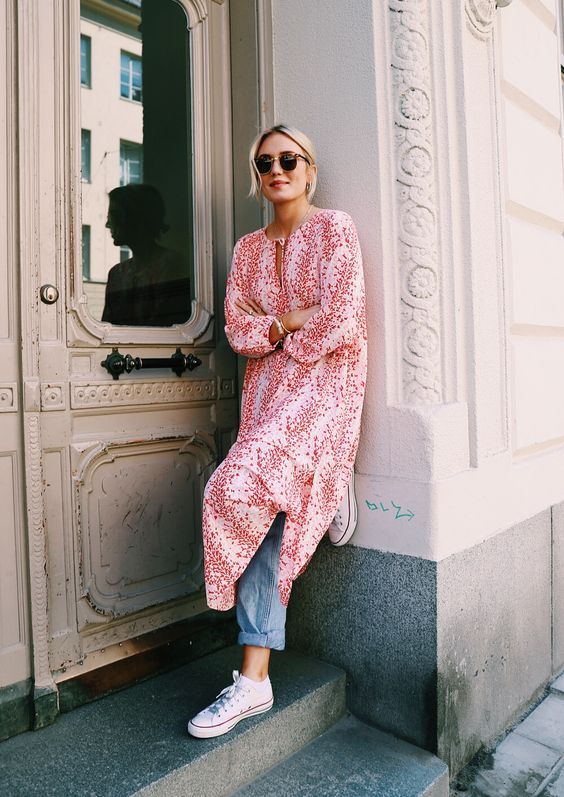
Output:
[
  {"xmin": 187, "ymin": 697, "xmax": 274, "ymax": 739},
  {"xmin": 328, "ymin": 492, "xmax": 358, "ymax": 547}
]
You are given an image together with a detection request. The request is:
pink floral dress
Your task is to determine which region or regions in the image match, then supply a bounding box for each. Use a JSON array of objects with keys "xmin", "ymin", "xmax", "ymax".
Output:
[{"xmin": 202, "ymin": 209, "xmax": 367, "ymax": 610}]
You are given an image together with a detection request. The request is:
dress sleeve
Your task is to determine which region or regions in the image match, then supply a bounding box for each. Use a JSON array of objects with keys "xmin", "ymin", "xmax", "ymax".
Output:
[
  {"xmin": 283, "ymin": 214, "xmax": 366, "ymax": 365},
  {"xmin": 224, "ymin": 239, "xmax": 279, "ymax": 358}
]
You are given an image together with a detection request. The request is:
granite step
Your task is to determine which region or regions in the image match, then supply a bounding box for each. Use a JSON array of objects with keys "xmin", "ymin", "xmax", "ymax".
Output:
[
  {"xmin": 0, "ymin": 643, "xmax": 449, "ymax": 797},
  {"xmin": 232, "ymin": 713, "xmax": 449, "ymax": 797},
  {"xmin": 0, "ymin": 645, "xmax": 346, "ymax": 797}
]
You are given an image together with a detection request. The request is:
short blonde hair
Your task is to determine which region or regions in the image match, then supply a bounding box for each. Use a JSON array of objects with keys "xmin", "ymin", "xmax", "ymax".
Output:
[{"xmin": 248, "ymin": 124, "xmax": 317, "ymax": 202}]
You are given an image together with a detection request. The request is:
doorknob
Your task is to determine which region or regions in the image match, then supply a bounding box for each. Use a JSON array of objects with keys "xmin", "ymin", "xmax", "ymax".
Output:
[{"xmin": 40, "ymin": 284, "xmax": 59, "ymax": 304}]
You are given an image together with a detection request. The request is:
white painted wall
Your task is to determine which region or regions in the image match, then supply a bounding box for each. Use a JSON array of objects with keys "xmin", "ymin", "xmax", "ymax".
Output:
[{"xmin": 268, "ymin": 0, "xmax": 564, "ymax": 561}]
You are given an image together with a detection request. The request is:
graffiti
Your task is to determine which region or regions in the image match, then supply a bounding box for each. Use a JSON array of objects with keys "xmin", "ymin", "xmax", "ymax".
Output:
[{"xmin": 366, "ymin": 498, "xmax": 415, "ymax": 521}]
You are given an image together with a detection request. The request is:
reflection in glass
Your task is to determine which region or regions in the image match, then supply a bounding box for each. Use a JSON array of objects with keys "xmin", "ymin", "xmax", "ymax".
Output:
[
  {"xmin": 120, "ymin": 51, "xmax": 143, "ymax": 102},
  {"xmin": 80, "ymin": 0, "xmax": 193, "ymax": 326},
  {"xmin": 102, "ymin": 184, "xmax": 190, "ymax": 326},
  {"xmin": 81, "ymin": 129, "xmax": 91, "ymax": 182},
  {"xmin": 120, "ymin": 140, "xmax": 143, "ymax": 185},
  {"xmin": 80, "ymin": 35, "xmax": 91, "ymax": 87},
  {"xmin": 82, "ymin": 225, "xmax": 91, "ymax": 280}
]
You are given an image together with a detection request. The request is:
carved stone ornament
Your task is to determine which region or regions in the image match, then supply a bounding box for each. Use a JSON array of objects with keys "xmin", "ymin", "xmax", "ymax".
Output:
[
  {"xmin": 25, "ymin": 414, "xmax": 53, "ymax": 688},
  {"xmin": 41, "ymin": 383, "xmax": 65, "ymax": 411},
  {"xmin": 389, "ymin": 0, "xmax": 442, "ymax": 403},
  {"xmin": 0, "ymin": 383, "xmax": 17, "ymax": 412},
  {"xmin": 465, "ymin": 0, "xmax": 496, "ymax": 38}
]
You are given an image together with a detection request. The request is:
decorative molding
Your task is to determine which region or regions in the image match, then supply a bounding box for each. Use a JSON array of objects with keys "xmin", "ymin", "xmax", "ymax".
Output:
[
  {"xmin": 390, "ymin": 0, "xmax": 442, "ymax": 403},
  {"xmin": 185, "ymin": 0, "xmax": 208, "ymax": 28},
  {"xmin": 465, "ymin": 0, "xmax": 496, "ymax": 38},
  {"xmin": 71, "ymin": 378, "xmax": 216, "ymax": 409},
  {"xmin": 73, "ymin": 434, "xmax": 216, "ymax": 622},
  {"xmin": 218, "ymin": 377, "xmax": 235, "ymax": 399},
  {"xmin": 41, "ymin": 383, "xmax": 65, "ymax": 411},
  {"xmin": 17, "ymin": 0, "xmax": 56, "ymax": 698},
  {"xmin": 24, "ymin": 414, "xmax": 53, "ymax": 690},
  {"xmin": 0, "ymin": 383, "xmax": 17, "ymax": 412}
]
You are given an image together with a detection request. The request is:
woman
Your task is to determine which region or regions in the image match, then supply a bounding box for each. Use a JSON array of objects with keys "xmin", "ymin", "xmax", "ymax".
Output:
[{"xmin": 187, "ymin": 125, "xmax": 367, "ymax": 738}]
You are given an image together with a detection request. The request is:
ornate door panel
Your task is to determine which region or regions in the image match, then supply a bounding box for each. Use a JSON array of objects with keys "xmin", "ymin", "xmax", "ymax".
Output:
[{"xmin": 19, "ymin": 0, "xmax": 236, "ymax": 686}]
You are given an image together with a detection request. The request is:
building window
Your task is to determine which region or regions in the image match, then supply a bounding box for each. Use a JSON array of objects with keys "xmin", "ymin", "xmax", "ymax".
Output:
[
  {"xmin": 81, "ymin": 129, "xmax": 91, "ymax": 182},
  {"xmin": 80, "ymin": 35, "xmax": 91, "ymax": 87},
  {"xmin": 120, "ymin": 51, "xmax": 142, "ymax": 102},
  {"xmin": 120, "ymin": 140, "xmax": 143, "ymax": 185},
  {"xmin": 120, "ymin": 245, "xmax": 132, "ymax": 262},
  {"xmin": 82, "ymin": 225, "xmax": 91, "ymax": 280}
]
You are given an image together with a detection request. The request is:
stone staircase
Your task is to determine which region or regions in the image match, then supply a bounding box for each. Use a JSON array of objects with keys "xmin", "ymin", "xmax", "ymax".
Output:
[{"xmin": 0, "ymin": 645, "xmax": 448, "ymax": 796}]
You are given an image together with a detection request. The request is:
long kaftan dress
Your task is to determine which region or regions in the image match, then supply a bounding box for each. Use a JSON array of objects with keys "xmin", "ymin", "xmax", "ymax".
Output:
[{"xmin": 202, "ymin": 209, "xmax": 367, "ymax": 611}]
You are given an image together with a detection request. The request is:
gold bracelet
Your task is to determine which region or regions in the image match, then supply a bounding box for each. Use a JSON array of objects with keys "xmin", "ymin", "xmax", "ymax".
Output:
[
  {"xmin": 279, "ymin": 317, "xmax": 291, "ymax": 335},
  {"xmin": 273, "ymin": 318, "xmax": 285, "ymax": 339}
]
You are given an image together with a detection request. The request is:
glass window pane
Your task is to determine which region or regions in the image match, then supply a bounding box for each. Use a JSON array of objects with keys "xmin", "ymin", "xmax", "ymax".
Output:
[
  {"xmin": 120, "ymin": 245, "xmax": 132, "ymax": 262},
  {"xmin": 80, "ymin": 0, "xmax": 194, "ymax": 327},
  {"xmin": 120, "ymin": 51, "xmax": 142, "ymax": 102},
  {"xmin": 81, "ymin": 35, "xmax": 91, "ymax": 87},
  {"xmin": 82, "ymin": 225, "xmax": 91, "ymax": 279},
  {"xmin": 120, "ymin": 53, "xmax": 129, "ymax": 98},
  {"xmin": 120, "ymin": 140, "xmax": 143, "ymax": 185},
  {"xmin": 81, "ymin": 129, "xmax": 91, "ymax": 182}
]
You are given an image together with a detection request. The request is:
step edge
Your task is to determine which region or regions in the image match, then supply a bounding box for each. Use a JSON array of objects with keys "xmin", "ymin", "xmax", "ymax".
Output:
[{"xmin": 132, "ymin": 672, "xmax": 347, "ymax": 797}]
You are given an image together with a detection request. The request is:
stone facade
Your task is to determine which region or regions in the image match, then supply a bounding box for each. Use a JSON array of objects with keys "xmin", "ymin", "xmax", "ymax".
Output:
[{"xmin": 1, "ymin": 0, "xmax": 563, "ymax": 776}]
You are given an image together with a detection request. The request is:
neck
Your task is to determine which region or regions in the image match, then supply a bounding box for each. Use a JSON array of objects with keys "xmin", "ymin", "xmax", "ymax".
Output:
[
  {"xmin": 130, "ymin": 240, "xmax": 160, "ymax": 261},
  {"xmin": 271, "ymin": 198, "xmax": 312, "ymax": 239}
]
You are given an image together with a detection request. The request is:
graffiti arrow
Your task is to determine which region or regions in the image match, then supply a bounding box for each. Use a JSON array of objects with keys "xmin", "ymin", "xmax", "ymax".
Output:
[{"xmin": 391, "ymin": 501, "xmax": 415, "ymax": 521}]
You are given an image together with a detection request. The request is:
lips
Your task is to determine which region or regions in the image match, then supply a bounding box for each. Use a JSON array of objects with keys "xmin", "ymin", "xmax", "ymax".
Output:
[{"xmin": 269, "ymin": 180, "xmax": 288, "ymax": 187}]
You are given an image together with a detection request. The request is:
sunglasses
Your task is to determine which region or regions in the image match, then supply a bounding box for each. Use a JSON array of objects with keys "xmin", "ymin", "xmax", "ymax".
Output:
[{"xmin": 254, "ymin": 152, "xmax": 310, "ymax": 175}]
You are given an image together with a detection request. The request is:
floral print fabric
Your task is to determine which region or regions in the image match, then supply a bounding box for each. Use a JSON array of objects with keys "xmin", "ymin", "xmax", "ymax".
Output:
[{"xmin": 203, "ymin": 209, "xmax": 367, "ymax": 610}]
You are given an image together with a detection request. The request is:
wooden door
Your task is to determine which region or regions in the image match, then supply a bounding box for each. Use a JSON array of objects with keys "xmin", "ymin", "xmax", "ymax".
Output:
[{"xmin": 18, "ymin": 0, "xmax": 237, "ymax": 703}]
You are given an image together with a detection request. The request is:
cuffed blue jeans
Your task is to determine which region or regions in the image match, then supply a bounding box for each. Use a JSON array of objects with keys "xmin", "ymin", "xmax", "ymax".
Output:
[{"xmin": 236, "ymin": 512, "xmax": 287, "ymax": 651}]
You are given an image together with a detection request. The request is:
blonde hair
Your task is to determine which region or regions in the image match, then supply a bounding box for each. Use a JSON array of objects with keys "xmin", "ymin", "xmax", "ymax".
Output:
[{"xmin": 248, "ymin": 124, "xmax": 317, "ymax": 202}]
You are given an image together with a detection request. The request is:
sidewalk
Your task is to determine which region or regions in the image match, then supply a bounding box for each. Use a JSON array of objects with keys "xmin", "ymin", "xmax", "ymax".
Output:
[{"xmin": 452, "ymin": 674, "xmax": 564, "ymax": 796}]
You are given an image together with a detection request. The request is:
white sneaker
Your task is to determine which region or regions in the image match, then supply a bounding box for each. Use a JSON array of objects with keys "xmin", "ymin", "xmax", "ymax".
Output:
[
  {"xmin": 187, "ymin": 670, "xmax": 274, "ymax": 738},
  {"xmin": 327, "ymin": 471, "xmax": 358, "ymax": 546}
]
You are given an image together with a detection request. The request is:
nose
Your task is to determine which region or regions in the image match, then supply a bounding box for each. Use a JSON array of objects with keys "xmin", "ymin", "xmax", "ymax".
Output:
[{"xmin": 270, "ymin": 157, "xmax": 284, "ymax": 176}]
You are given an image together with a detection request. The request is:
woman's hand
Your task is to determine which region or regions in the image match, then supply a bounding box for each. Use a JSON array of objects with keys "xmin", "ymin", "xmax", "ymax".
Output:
[
  {"xmin": 235, "ymin": 298, "xmax": 266, "ymax": 317},
  {"xmin": 282, "ymin": 306, "xmax": 321, "ymax": 332},
  {"xmin": 235, "ymin": 297, "xmax": 321, "ymax": 346},
  {"xmin": 235, "ymin": 297, "xmax": 321, "ymax": 329}
]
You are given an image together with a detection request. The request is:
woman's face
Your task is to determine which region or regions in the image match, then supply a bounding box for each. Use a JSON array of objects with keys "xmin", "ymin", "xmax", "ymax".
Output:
[{"xmin": 256, "ymin": 132, "xmax": 314, "ymax": 206}]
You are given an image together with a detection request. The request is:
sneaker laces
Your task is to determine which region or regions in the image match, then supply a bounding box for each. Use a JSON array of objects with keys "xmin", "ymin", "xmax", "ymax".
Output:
[{"xmin": 208, "ymin": 670, "xmax": 246, "ymax": 716}]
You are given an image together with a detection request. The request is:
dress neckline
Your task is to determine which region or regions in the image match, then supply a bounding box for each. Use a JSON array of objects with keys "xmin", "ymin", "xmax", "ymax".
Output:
[{"xmin": 262, "ymin": 209, "xmax": 325, "ymax": 244}]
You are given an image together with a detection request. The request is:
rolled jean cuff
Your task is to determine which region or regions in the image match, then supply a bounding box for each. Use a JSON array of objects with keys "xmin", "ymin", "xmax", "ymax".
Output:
[{"xmin": 237, "ymin": 629, "xmax": 285, "ymax": 651}]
